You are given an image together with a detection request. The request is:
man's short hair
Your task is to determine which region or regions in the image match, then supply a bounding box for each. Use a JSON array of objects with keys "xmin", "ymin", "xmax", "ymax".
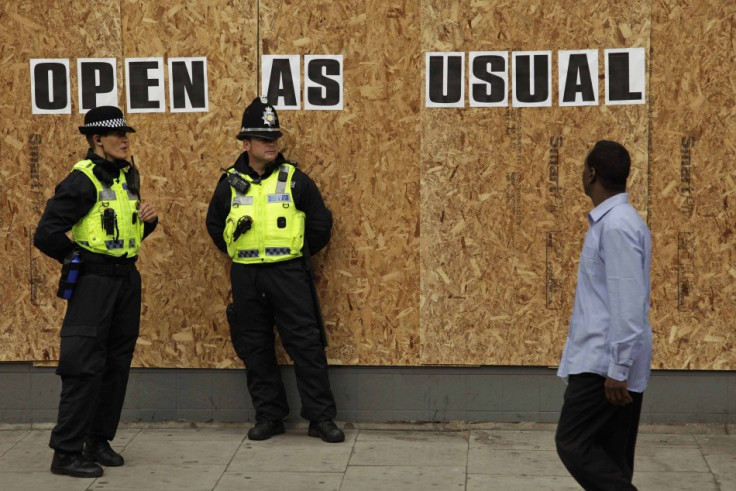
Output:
[{"xmin": 586, "ymin": 140, "xmax": 630, "ymax": 191}]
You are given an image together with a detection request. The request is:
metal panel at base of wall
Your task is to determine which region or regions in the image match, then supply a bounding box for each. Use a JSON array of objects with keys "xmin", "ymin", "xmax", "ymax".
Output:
[{"xmin": 0, "ymin": 364, "xmax": 734, "ymax": 425}]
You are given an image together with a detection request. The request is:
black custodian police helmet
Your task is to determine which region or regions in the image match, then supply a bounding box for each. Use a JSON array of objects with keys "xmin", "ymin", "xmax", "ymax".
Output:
[
  {"xmin": 78, "ymin": 106, "xmax": 135, "ymax": 135},
  {"xmin": 236, "ymin": 96, "xmax": 283, "ymax": 141}
]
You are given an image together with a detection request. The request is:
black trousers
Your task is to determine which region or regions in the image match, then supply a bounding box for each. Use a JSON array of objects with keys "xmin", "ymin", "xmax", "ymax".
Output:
[
  {"xmin": 229, "ymin": 259, "xmax": 337, "ymax": 423},
  {"xmin": 49, "ymin": 269, "xmax": 140, "ymax": 453},
  {"xmin": 555, "ymin": 373, "xmax": 643, "ymax": 491}
]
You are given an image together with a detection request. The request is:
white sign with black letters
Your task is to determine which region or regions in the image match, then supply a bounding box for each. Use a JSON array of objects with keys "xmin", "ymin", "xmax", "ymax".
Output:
[
  {"xmin": 425, "ymin": 52, "xmax": 465, "ymax": 108},
  {"xmin": 512, "ymin": 51, "xmax": 552, "ymax": 107},
  {"xmin": 31, "ymin": 58, "xmax": 71, "ymax": 114},
  {"xmin": 558, "ymin": 50, "xmax": 598, "ymax": 107},
  {"xmin": 304, "ymin": 55, "xmax": 343, "ymax": 110},
  {"xmin": 168, "ymin": 57, "xmax": 209, "ymax": 113},
  {"xmin": 262, "ymin": 55, "xmax": 301, "ymax": 110},
  {"xmin": 77, "ymin": 58, "xmax": 118, "ymax": 112},
  {"xmin": 605, "ymin": 48, "xmax": 646, "ymax": 105},
  {"xmin": 125, "ymin": 57, "xmax": 165, "ymax": 113},
  {"xmin": 469, "ymin": 51, "xmax": 508, "ymax": 108}
]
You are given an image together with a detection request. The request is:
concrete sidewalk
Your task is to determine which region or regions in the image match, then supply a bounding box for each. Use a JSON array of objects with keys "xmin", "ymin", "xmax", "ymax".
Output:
[{"xmin": 0, "ymin": 422, "xmax": 734, "ymax": 490}]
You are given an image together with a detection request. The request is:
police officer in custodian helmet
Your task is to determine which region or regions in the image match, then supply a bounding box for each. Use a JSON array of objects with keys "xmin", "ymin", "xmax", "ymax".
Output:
[{"xmin": 206, "ymin": 97, "xmax": 344, "ymax": 443}]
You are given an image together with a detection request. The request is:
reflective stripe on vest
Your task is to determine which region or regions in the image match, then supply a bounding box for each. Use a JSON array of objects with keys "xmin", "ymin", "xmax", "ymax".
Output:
[
  {"xmin": 70, "ymin": 160, "xmax": 143, "ymax": 257},
  {"xmin": 224, "ymin": 164, "xmax": 305, "ymax": 264}
]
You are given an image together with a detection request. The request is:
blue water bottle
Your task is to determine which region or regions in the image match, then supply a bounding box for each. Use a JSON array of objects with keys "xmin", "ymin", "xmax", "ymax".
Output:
[{"xmin": 57, "ymin": 252, "xmax": 82, "ymax": 300}]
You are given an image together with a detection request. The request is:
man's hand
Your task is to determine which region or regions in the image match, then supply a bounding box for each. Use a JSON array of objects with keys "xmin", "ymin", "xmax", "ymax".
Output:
[
  {"xmin": 139, "ymin": 202, "xmax": 158, "ymax": 223},
  {"xmin": 605, "ymin": 377, "xmax": 633, "ymax": 406}
]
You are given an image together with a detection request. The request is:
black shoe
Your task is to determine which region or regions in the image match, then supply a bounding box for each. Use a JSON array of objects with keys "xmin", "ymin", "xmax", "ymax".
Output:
[
  {"xmin": 83, "ymin": 439, "xmax": 124, "ymax": 467},
  {"xmin": 247, "ymin": 420, "xmax": 285, "ymax": 441},
  {"xmin": 50, "ymin": 451, "xmax": 103, "ymax": 478},
  {"xmin": 308, "ymin": 420, "xmax": 345, "ymax": 443}
]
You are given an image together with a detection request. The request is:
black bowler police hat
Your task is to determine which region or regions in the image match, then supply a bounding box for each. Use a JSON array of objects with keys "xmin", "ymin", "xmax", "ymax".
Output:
[
  {"xmin": 236, "ymin": 97, "xmax": 283, "ymax": 141},
  {"xmin": 78, "ymin": 106, "xmax": 136, "ymax": 135}
]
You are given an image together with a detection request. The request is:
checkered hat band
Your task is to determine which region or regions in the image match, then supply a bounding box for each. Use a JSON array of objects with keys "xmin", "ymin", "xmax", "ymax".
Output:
[
  {"xmin": 84, "ymin": 118, "xmax": 128, "ymax": 128},
  {"xmin": 240, "ymin": 127, "xmax": 280, "ymax": 132}
]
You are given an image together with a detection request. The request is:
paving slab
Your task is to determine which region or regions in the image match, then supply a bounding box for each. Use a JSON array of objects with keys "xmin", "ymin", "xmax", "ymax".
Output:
[
  {"xmin": 0, "ymin": 471, "xmax": 94, "ymax": 491},
  {"xmin": 0, "ymin": 442, "xmax": 13, "ymax": 457},
  {"xmin": 121, "ymin": 439, "xmax": 241, "ymax": 466},
  {"xmin": 632, "ymin": 471, "xmax": 720, "ymax": 491},
  {"xmin": 468, "ymin": 448, "xmax": 570, "ymax": 476},
  {"xmin": 0, "ymin": 430, "xmax": 29, "ymax": 444},
  {"xmin": 703, "ymin": 454, "xmax": 736, "ymax": 488},
  {"xmin": 87, "ymin": 464, "xmax": 227, "ymax": 491},
  {"xmin": 0, "ymin": 443, "xmax": 55, "ymax": 472},
  {"xmin": 467, "ymin": 474, "xmax": 581, "ymax": 491},
  {"xmin": 340, "ymin": 465, "xmax": 465, "ymax": 491},
  {"xmin": 215, "ymin": 471, "xmax": 343, "ymax": 491},
  {"xmin": 131, "ymin": 428, "xmax": 247, "ymax": 442},
  {"xmin": 228, "ymin": 432, "xmax": 356, "ymax": 473},
  {"xmin": 349, "ymin": 438, "xmax": 467, "ymax": 467},
  {"xmin": 355, "ymin": 429, "xmax": 469, "ymax": 443},
  {"xmin": 695, "ymin": 434, "xmax": 736, "ymax": 454},
  {"xmin": 636, "ymin": 433, "xmax": 698, "ymax": 448},
  {"xmin": 470, "ymin": 429, "xmax": 556, "ymax": 451},
  {"xmin": 14, "ymin": 429, "xmax": 51, "ymax": 445},
  {"xmin": 634, "ymin": 446, "xmax": 711, "ymax": 473}
]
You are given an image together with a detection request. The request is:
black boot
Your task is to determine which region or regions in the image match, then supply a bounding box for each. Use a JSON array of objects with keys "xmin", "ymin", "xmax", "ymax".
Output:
[
  {"xmin": 247, "ymin": 420, "xmax": 285, "ymax": 441},
  {"xmin": 83, "ymin": 438, "xmax": 125, "ymax": 467},
  {"xmin": 308, "ymin": 420, "xmax": 345, "ymax": 443},
  {"xmin": 50, "ymin": 451, "xmax": 103, "ymax": 478}
]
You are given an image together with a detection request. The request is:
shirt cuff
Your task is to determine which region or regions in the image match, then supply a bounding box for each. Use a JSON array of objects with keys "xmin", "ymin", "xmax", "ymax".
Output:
[{"xmin": 607, "ymin": 363, "xmax": 630, "ymax": 382}]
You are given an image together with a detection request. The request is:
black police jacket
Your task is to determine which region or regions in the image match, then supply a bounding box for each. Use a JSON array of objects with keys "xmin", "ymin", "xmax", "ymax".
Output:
[
  {"xmin": 34, "ymin": 150, "xmax": 158, "ymax": 264},
  {"xmin": 206, "ymin": 152, "xmax": 332, "ymax": 256}
]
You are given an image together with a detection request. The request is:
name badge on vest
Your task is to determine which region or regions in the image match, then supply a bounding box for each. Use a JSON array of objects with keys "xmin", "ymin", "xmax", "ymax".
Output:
[
  {"xmin": 267, "ymin": 194, "xmax": 291, "ymax": 203},
  {"xmin": 99, "ymin": 189, "xmax": 116, "ymax": 201},
  {"xmin": 233, "ymin": 196, "xmax": 254, "ymax": 206}
]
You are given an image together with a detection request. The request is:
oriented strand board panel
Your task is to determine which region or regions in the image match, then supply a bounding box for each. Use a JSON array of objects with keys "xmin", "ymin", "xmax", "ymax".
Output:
[
  {"xmin": 259, "ymin": 0, "xmax": 422, "ymax": 365},
  {"xmin": 0, "ymin": 0, "xmax": 258, "ymax": 368},
  {"xmin": 0, "ymin": 0, "xmax": 124, "ymax": 363},
  {"xmin": 420, "ymin": 0, "xmax": 651, "ymax": 366},
  {"xmin": 1, "ymin": 1, "xmax": 735, "ymax": 370},
  {"xmin": 648, "ymin": 0, "xmax": 736, "ymax": 369},
  {"xmin": 119, "ymin": 0, "xmax": 258, "ymax": 368}
]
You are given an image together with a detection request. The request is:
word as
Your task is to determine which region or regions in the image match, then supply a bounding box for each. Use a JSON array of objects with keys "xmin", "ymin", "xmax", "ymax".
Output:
[{"xmin": 261, "ymin": 55, "xmax": 344, "ymax": 111}]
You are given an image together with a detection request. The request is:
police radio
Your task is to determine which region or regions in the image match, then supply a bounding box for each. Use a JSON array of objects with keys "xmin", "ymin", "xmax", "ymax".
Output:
[
  {"xmin": 233, "ymin": 216, "xmax": 253, "ymax": 241},
  {"xmin": 221, "ymin": 168, "xmax": 250, "ymax": 194}
]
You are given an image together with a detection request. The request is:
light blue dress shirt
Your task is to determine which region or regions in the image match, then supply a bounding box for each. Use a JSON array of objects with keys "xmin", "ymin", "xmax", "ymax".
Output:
[{"xmin": 557, "ymin": 193, "xmax": 652, "ymax": 393}]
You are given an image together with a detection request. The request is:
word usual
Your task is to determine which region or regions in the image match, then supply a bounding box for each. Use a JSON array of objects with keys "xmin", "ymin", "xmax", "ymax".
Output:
[
  {"xmin": 426, "ymin": 48, "xmax": 645, "ymax": 108},
  {"xmin": 30, "ymin": 57, "xmax": 208, "ymax": 114}
]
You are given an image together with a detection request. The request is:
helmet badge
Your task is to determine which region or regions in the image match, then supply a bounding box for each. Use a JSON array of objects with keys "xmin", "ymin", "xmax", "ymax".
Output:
[{"xmin": 262, "ymin": 106, "xmax": 276, "ymax": 127}]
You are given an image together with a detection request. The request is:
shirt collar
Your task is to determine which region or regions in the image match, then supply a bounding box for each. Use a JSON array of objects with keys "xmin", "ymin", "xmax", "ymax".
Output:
[{"xmin": 588, "ymin": 192, "xmax": 628, "ymax": 224}]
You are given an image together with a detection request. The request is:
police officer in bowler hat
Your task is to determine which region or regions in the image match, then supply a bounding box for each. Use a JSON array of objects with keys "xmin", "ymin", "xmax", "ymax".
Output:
[
  {"xmin": 206, "ymin": 97, "xmax": 344, "ymax": 443},
  {"xmin": 34, "ymin": 106, "xmax": 158, "ymax": 477}
]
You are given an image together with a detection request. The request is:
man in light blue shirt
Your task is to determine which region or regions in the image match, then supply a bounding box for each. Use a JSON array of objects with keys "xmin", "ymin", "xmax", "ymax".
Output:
[{"xmin": 555, "ymin": 140, "xmax": 652, "ymax": 491}]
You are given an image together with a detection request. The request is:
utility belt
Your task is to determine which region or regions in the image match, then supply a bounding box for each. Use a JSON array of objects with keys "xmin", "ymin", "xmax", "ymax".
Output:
[
  {"xmin": 83, "ymin": 261, "xmax": 137, "ymax": 276},
  {"xmin": 57, "ymin": 253, "xmax": 137, "ymax": 300}
]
